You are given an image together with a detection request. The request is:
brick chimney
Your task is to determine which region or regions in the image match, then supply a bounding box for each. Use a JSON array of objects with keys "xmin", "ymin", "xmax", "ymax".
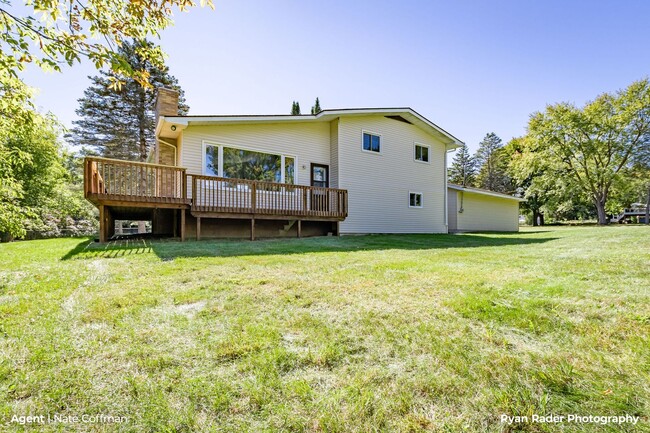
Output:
[{"xmin": 155, "ymin": 87, "xmax": 179, "ymax": 121}]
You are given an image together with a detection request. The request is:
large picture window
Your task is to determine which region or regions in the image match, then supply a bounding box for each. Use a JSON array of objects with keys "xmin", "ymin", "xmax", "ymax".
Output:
[
  {"xmin": 223, "ymin": 147, "xmax": 281, "ymax": 182},
  {"xmin": 203, "ymin": 143, "xmax": 296, "ymax": 184}
]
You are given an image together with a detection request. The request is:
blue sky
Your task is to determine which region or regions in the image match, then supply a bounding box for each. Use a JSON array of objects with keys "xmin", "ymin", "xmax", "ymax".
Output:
[{"xmin": 19, "ymin": 0, "xmax": 650, "ymax": 152}]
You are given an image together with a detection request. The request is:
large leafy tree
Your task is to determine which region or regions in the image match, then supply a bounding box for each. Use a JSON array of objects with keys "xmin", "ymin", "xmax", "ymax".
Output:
[
  {"xmin": 1, "ymin": 1, "xmax": 209, "ymax": 240},
  {"xmin": 0, "ymin": 75, "xmax": 36, "ymax": 239},
  {"xmin": 525, "ymin": 79, "xmax": 650, "ymax": 225},
  {"xmin": 0, "ymin": 80, "xmax": 95, "ymax": 240},
  {"xmin": 0, "ymin": 0, "xmax": 212, "ymax": 87},
  {"xmin": 448, "ymin": 143, "xmax": 477, "ymax": 186},
  {"xmin": 507, "ymin": 137, "xmax": 546, "ymax": 225},
  {"xmin": 68, "ymin": 40, "xmax": 189, "ymax": 161},
  {"xmin": 474, "ymin": 132, "xmax": 512, "ymax": 193}
]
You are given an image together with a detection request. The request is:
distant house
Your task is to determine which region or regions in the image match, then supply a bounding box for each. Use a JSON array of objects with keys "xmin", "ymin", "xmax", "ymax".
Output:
[{"xmin": 84, "ymin": 88, "xmax": 524, "ymax": 241}]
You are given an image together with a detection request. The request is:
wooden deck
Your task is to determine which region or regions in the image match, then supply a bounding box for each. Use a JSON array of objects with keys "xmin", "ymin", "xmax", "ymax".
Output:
[
  {"xmin": 84, "ymin": 157, "xmax": 348, "ymax": 241},
  {"xmin": 85, "ymin": 157, "xmax": 189, "ymax": 208}
]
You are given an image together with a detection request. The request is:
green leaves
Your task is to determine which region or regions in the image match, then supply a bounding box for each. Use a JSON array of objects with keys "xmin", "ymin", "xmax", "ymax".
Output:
[
  {"xmin": 0, "ymin": 0, "xmax": 213, "ymax": 87},
  {"xmin": 517, "ymin": 79, "xmax": 650, "ymax": 224}
]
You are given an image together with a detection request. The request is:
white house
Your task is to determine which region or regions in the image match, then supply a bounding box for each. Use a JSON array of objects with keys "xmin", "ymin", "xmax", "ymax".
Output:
[{"xmin": 84, "ymin": 89, "xmax": 523, "ymax": 241}]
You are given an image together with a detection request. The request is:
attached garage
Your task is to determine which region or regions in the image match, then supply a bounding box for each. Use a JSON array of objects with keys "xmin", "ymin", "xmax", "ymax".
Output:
[{"xmin": 447, "ymin": 184, "xmax": 525, "ymax": 232}]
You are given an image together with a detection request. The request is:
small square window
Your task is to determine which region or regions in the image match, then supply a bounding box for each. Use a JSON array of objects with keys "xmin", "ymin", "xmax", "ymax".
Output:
[
  {"xmin": 363, "ymin": 132, "xmax": 381, "ymax": 153},
  {"xmin": 409, "ymin": 192, "xmax": 422, "ymax": 208},
  {"xmin": 414, "ymin": 144, "xmax": 429, "ymax": 162}
]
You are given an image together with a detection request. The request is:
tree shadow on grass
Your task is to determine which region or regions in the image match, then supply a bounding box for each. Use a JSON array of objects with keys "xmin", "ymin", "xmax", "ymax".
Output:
[
  {"xmin": 61, "ymin": 237, "xmax": 153, "ymax": 260},
  {"xmin": 61, "ymin": 232, "xmax": 558, "ymax": 261}
]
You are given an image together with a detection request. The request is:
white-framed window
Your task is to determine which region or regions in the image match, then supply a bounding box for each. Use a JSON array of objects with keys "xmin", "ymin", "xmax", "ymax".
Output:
[
  {"xmin": 409, "ymin": 192, "xmax": 423, "ymax": 208},
  {"xmin": 362, "ymin": 131, "xmax": 381, "ymax": 153},
  {"xmin": 202, "ymin": 141, "xmax": 296, "ymax": 184},
  {"xmin": 414, "ymin": 143, "xmax": 430, "ymax": 163}
]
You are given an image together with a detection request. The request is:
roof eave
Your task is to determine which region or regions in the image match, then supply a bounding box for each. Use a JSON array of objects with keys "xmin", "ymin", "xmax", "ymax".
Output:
[
  {"xmin": 448, "ymin": 184, "xmax": 526, "ymax": 202},
  {"xmin": 161, "ymin": 107, "xmax": 465, "ymax": 146}
]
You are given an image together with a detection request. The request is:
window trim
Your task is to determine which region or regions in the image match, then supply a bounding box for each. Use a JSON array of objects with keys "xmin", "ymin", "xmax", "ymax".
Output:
[
  {"xmin": 201, "ymin": 140, "xmax": 298, "ymax": 184},
  {"xmin": 361, "ymin": 130, "xmax": 382, "ymax": 155},
  {"xmin": 408, "ymin": 191, "xmax": 423, "ymax": 208},
  {"xmin": 413, "ymin": 142, "xmax": 431, "ymax": 164}
]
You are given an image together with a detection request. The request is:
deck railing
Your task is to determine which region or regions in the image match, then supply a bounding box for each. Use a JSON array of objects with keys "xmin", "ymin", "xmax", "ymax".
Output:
[
  {"xmin": 84, "ymin": 157, "xmax": 187, "ymax": 203},
  {"xmin": 191, "ymin": 175, "xmax": 347, "ymax": 219},
  {"xmin": 84, "ymin": 157, "xmax": 348, "ymax": 220}
]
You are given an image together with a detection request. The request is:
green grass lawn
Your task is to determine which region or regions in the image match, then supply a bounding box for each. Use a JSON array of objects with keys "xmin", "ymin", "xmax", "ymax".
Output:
[{"xmin": 1, "ymin": 227, "xmax": 649, "ymax": 432}]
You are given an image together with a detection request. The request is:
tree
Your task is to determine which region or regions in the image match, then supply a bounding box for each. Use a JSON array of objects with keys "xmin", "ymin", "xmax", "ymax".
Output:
[
  {"xmin": 448, "ymin": 143, "xmax": 477, "ymax": 186},
  {"xmin": 311, "ymin": 97, "xmax": 321, "ymax": 115},
  {"xmin": 507, "ymin": 136, "xmax": 553, "ymax": 225},
  {"xmin": 526, "ymin": 79, "xmax": 650, "ymax": 225},
  {"xmin": 0, "ymin": 0, "xmax": 213, "ymax": 87},
  {"xmin": 291, "ymin": 101, "xmax": 301, "ymax": 115},
  {"xmin": 474, "ymin": 132, "xmax": 512, "ymax": 193},
  {"xmin": 0, "ymin": 88, "xmax": 96, "ymax": 240},
  {"xmin": 0, "ymin": 75, "xmax": 38, "ymax": 239},
  {"xmin": 68, "ymin": 40, "xmax": 189, "ymax": 161}
]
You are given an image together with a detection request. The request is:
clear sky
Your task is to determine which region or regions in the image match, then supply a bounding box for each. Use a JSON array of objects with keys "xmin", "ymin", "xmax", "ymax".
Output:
[{"xmin": 18, "ymin": 0, "xmax": 650, "ymax": 152}]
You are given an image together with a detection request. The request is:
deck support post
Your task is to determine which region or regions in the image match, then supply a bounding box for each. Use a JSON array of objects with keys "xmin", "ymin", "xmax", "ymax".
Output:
[
  {"xmin": 336, "ymin": 221, "xmax": 341, "ymax": 237},
  {"xmin": 251, "ymin": 218, "xmax": 255, "ymax": 241},
  {"xmin": 180, "ymin": 209, "xmax": 186, "ymax": 242},
  {"xmin": 99, "ymin": 204, "xmax": 106, "ymax": 243},
  {"xmin": 173, "ymin": 210, "xmax": 177, "ymax": 238},
  {"xmin": 297, "ymin": 220, "xmax": 302, "ymax": 238},
  {"xmin": 107, "ymin": 208, "xmax": 115, "ymax": 239},
  {"xmin": 197, "ymin": 216, "xmax": 201, "ymax": 241}
]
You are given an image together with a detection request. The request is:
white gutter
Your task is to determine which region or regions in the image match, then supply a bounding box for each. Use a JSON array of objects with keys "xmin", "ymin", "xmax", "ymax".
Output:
[{"xmin": 447, "ymin": 184, "xmax": 526, "ymax": 202}]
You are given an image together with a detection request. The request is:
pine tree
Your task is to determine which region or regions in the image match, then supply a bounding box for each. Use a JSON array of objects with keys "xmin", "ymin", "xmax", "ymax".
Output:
[
  {"xmin": 448, "ymin": 143, "xmax": 476, "ymax": 186},
  {"xmin": 474, "ymin": 132, "xmax": 512, "ymax": 192},
  {"xmin": 291, "ymin": 101, "xmax": 301, "ymax": 115},
  {"xmin": 311, "ymin": 97, "xmax": 321, "ymax": 114},
  {"xmin": 68, "ymin": 40, "xmax": 189, "ymax": 161}
]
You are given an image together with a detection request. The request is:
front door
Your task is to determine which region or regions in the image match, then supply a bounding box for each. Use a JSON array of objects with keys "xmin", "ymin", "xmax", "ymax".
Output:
[
  {"xmin": 311, "ymin": 163, "xmax": 329, "ymax": 188},
  {"xmin": 310, "ymin": 163, "xmax": 329, "ymax": 211}
]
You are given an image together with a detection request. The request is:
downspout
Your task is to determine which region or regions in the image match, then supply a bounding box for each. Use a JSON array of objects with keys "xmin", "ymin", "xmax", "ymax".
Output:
[{"xmin": 444, "ymin": 148, "xmax": 453, "ymax": 231}]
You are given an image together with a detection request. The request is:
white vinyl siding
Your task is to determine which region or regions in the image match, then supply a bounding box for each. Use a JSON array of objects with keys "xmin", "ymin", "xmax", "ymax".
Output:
[
  {"xmin": 337, "ymin": 115, "xmax": 447, "ymax": 234},
  {"xmin": 450, "ymin": 190, "xmax": 520, "ymax": 232},
  {"xmin": 180, "ymin": 122, "xmax": 330, "ymax": 189},
  {"xmin": 447, "ymin": 189, "xmax": 458, "ymax": 231},
  {"xmin": 330, "ymin": 119, "xmax": 339, "ymax": 188}
]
